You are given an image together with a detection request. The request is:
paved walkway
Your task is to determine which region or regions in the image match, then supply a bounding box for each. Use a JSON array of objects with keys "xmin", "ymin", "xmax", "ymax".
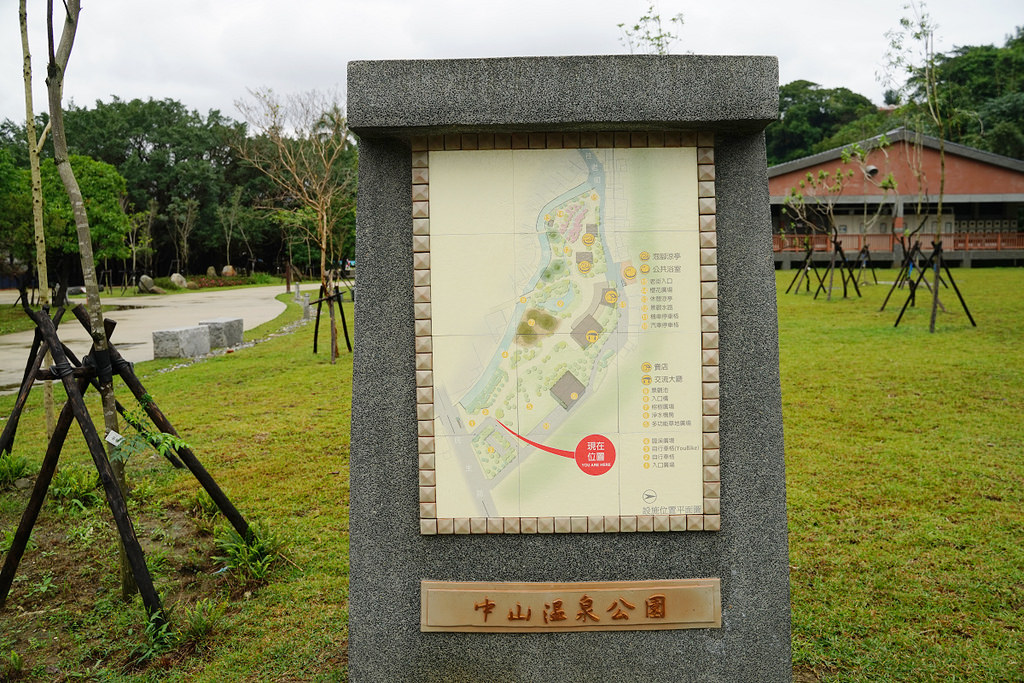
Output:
[{"xmin": 0, "ymin": 284, "xmax": 315, "ymax": 393}]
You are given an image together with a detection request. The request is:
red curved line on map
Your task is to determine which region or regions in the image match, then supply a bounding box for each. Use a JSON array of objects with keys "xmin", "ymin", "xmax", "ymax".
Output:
[{"xmin": 495, "ymin": 420, "xmax": 574, "ymax": 459}]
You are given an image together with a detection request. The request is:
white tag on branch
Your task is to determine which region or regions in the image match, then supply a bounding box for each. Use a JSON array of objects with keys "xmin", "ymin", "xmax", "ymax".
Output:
[{"xmin": 105, "ymin": 430, "xmax": 124, "ymax": 447}]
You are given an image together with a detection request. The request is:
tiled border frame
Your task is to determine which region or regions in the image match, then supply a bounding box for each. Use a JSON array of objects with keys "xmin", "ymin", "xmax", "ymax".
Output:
[{"xmin": 412, "ymin": 131, "xmax": 720, "ymax": 534}]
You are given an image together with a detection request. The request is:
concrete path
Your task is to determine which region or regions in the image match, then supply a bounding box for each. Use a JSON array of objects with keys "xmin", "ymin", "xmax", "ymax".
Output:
[{"xmin": 0, "ymin": 284, "xmax": 316, "ymax": 393}]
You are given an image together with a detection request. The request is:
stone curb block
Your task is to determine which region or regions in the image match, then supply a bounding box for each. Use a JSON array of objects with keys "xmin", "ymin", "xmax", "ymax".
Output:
[{"xmin": 152, "ymin": 325, "xmax": 211, "ymax": 358}]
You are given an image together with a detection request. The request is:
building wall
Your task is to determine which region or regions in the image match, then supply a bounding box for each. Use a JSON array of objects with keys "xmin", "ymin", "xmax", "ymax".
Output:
[{"xmin": 769, "ymin": 141, "xmax": 1024, "ymax": 199}]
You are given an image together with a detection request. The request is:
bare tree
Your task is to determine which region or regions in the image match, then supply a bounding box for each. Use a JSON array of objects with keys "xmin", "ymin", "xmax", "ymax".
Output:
[
  {"xmin": 169, "ymin": 196, "xmax": 199, "ymax": 276},
  {"xmin": 782, "ymin": 166, "xmax": 856, "ymax": 300},
  {"xmin": 234, "ymin": 88, "xmax": 355, "ymax": 362},
  {"xmin": 20, "ymin": 0, "xmax": 55, "ymax": 436},
  {"xmin": 883, "ymin": 0, "xmax": 953, "ymax": 331},
  {"xmin": 844, "ymin": 139, "xmax": 898, "ymax": 236},
  {"xmin": 45, "ymin": 0, "xmax": 135, "ymax": 600},
  {"xmin": 217, "ymin": 186, "xmax": 243, "ymax": 267},
  {"xmin": 124, "ymin": 198, "xmax": 156, "ymax": 285}
]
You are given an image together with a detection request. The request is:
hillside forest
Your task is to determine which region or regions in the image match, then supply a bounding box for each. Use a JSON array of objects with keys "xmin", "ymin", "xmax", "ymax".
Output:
[
  {"xmin": 767, "ymin": 27, "xmax": 1024, "ymax": 165},
  {"xmin": 0, "ymin": 29, "xmax": 1022, "ymax": 287}
]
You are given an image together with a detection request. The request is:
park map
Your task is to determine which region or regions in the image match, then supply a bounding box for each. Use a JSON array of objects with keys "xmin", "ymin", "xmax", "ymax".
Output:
[{"xmin": 429, "ymin": 146, "xmax": 704, "ymax": 520}]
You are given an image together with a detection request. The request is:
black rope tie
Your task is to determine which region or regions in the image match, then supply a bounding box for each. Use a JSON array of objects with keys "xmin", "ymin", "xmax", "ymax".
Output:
[
  {"xmin": 51, "ymin": 360, "xmax": 74, "ymax": 379},
  {"xmin": 92, "ymin": 348, "xmax": 114, "ymax": 385}
]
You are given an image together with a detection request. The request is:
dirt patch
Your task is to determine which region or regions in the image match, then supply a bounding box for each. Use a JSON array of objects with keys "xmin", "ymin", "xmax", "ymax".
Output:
[
  {"xmin": 793, "ymin": 664, "xmax": 823, "ymax": 682},
  {"xmin": 0, "ymin": 479, "xmax": 231, "ymax": 677}
]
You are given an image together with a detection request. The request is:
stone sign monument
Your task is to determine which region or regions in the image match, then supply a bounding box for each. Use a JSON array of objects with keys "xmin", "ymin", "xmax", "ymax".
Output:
[{"xmin": 348, "ymin": 55, "xmax": 789, "ymax": 681}]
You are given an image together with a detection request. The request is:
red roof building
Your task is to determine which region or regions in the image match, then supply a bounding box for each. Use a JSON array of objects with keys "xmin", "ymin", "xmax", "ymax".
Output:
[{"xmin": 768, "ymin": 128, "xmax": 1024, "ymax": 267}]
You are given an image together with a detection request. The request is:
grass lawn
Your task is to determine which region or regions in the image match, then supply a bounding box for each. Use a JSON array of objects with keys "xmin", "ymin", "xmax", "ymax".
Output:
[
  {"xmin": 0, "ymin": 293, "xmax": 352, "ymax": 681},
  {"xmin": 0, "ymin": 268, "xmax": 1021, "ymax": 681},
  {"xmin": 781, "ymin": 267, "xmax": 1024, "ymax": 682}
]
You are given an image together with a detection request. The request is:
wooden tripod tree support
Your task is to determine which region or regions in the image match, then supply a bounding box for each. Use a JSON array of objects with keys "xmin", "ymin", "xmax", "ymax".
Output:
[
  {"xmin": 785, "ymin": 245, "xmax": 825, "ymax": 295},
  {"xmin": 813, "ymin": 237, "xmax": 862, "ymax": 301},
  {"xmin": 893, "ymin": 241, "xmax": 976, "ymax": 329},
  {"xmin": 879, "ymin": 239, "xmax": 946, "ymax": 312},
  {"xmin": 0, "ymin": 300, "xmax": 254, "ymax": 626},
  {"xmin": 0, "ymin": 310, "xmax": 64, "ymax": 456},
  {"xmin": 855, "ymin": 245, "xmax": 878, "ymax": 286},
  {"xmin": 312, "ymin": 284, "xmax": 352, "ymax": 355}
]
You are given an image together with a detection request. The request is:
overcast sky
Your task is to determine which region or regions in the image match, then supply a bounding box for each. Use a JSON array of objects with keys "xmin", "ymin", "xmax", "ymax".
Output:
[{"xmin": 1, "ymin": 0, "xmax": 1020, "ymax": 124}]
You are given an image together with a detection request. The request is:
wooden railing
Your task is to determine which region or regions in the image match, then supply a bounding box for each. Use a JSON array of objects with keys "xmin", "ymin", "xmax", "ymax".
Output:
[{"xmin": 774, "ymin": 231, "xmax": 1024, "ymax": 253}]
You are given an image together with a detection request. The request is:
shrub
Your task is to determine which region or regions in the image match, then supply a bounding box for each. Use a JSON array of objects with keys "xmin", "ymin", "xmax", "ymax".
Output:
[
  {"xmin": 189, "ymin": 275, "xmax": 249, "ymax": 289},
  {"xmin": 128, "ymin": 610, "xmax": 174, "ymax": 667},
  {"xmin": 249, "ymin": 272, "xmax": 279, "ymax": 285},
  {"xmin": 0, "ymin": 454, "xmax": 29, "ymax": 487},
  {"xmin": 153, "ymin": 277, "xmax": 181, "ymax": 291},
  {"xmin": 213, "ymin": 521, "xmax": 284, "ymax": 583},
  {"xmin": 0, "ymin": 649, "xmax": 23, "ymax": 680},
  {"xmin": 179, "ymin": 598, "xmax": 228, "ymax": 646},
  {"xmin": 48, "ymin": 463, "xmax": 102, "ymax": 510},
  {"xmin": 191, "ymin": 489, "xmax": 220, "ymax": 519},
  {"xmin": 1, "ymin": 528, "xmax": 37, "ymax": 553}
]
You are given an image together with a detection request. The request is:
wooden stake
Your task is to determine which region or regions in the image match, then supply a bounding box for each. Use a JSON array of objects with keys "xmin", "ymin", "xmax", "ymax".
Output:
[
  {"xmin": 0, "ymin": 378, "xmax": 82, "ymax": 608},
  {"xmin": 29, "ymin": 309, "xmax": 165, "ymax": 624},
  {"xmin": 69, "ymin": 306, "xmax": 254, "ymax": 542}
]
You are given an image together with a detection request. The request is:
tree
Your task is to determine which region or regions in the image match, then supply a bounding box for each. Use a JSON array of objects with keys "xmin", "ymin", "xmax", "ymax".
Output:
[
  {"xmin": 618, "ymin": 4, "xmax": 684, "ymax": 55},
  {"xmin": 0, "ymin": 150, "xmax": 32, "ymax": 263},
  {"xmin": 22, "ymin": 0, "xmax": 56, "ymax": 436},
  {"xmin": 217, "ymin": 186, "xmax": 242, "ymax": 266},
  {"xmin": 844, "ymin": 139, "xmax": 898, "ymax": 238},
  {"xmin": 43, "ymin": 0, "xmax": 143, "ymax": 606},
  {"xmin": 0, "ymin": 118, "xmax": 31, "ymax": 167},
  {"xmin": 805, "ymin": 28, "xmax": 1024, "ymax": 165},
  {"xmin": 39, "ymin": 155, "xmax": 131, "ymax": 263},
  {"xmin": 977, "ymin": 92, "xmax": 1024, "ymax": 159},
  {"xmin": 168, "ymin": 196, "xmax": 199, "ymax": 275},
  {"xmin": 782, "ymin": 164, "xmax": 857, "ymax": 301},
  {"xmin": 813, "ymin": 109, "xmax": 896, "ymax": 155},
  {"xmin": 931, "ymin": 29, "xmax": 1024, "ymax": 159},
  {"xmin": 5, "ymin": 98, "xmax": 285, "ymax": 277},
  {"xmin": 780, "ymin": 139, "xmax": 897, "ymax": 301},
  {"xmin": 234, "ymin": 88, "xmax": 355, "ymax": 363},
  {"xmin": 883, "ymin": 0, "xmax": 955, "ymax": 331},
  {"xmin": 19, "ymin": 0, "xmax": 51, "ymax": 300},
  {"xmin": 60, "ymin": 97, "xmax": 247, "ymax": 275},
  {"xmin": 766, "ymin": 81, "xmax": 877, "ymax": 165},
  {"xmin": 125, "ymin": 199, "xmax": 157, "ymax": 281}
]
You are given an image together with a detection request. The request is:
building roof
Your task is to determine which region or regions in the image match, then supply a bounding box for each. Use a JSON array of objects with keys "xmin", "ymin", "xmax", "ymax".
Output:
[
  {"xmin": 768, "ymin": 127, "xmax": 1024, "ymax": 178},
  {"xmin": 767, "ymin": 127, "xmax": 1024, "ymax": 205}
]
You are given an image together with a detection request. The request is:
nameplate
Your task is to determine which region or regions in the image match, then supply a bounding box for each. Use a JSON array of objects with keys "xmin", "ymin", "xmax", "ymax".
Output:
[{"xmin": 421, "ymin": 579, "xmax": 720, "ymax": 632}]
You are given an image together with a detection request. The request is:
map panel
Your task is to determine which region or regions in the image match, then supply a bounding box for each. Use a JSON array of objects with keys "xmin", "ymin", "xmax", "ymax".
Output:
[{"xmin": 427, "ymin": 145, "xmax": 707, "ymax": 522}]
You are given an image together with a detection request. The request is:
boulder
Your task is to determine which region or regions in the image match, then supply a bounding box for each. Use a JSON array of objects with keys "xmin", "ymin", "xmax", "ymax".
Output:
[
  {"xmin": 186, "ymin": 281, "xmax": 200, "ymax": 289},
  {"xmin": 170, "ymin": 272, "xmax": 188, "ymax": 289},
  {"xmin": 207, "ymin": 266, "xmax": 217, "ymax": 277},
  {"xmin": 221, "ymin": 264, "xmax": 237, "ymax": 277},
  {"xmin": 139, "ymin": 274, "xmax": 157, "ymax": 293}
]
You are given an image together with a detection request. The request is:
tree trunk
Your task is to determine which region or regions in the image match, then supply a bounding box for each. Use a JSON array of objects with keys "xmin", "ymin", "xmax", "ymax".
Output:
[
  {"xmin": 21, "ymin": 0, "xmax": 56, "ymax": 438},
  {"xmin": 929, "ymin": 136, "xmax": 946, "ymax": 333},
  {"xmin": 319, "ymin": 214, "xmax": 338, "ymax": 363},
  {"xmin": 327, "ymin": 274, "xmax": 338, "ymax": 362},
  {"xmin": 826, "ymin": 240, "xmax": 837, "ymax": 302},
  {"xmin": 47, "ymin": 0, "xmax": 134, "ymax": 599}
]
